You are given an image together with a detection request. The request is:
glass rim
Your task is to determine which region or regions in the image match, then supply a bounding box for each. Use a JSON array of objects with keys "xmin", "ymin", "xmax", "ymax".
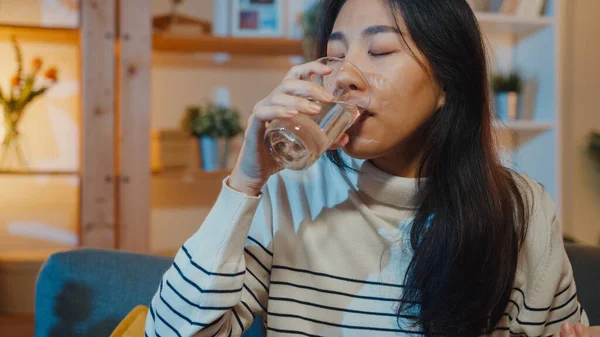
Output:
[{"xmin": 314, "ymin": 56, "xmax": 372, "ymax": 110}]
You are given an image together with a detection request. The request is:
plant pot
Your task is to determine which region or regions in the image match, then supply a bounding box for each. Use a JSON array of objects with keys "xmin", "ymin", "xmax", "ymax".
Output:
[
  {"xmin": 199, "ymin": 136, "xmax": 219, "ymax": 172},
  {"xmin": 494, "ymin": 91, "xmax": 518, "ymax": 121}
]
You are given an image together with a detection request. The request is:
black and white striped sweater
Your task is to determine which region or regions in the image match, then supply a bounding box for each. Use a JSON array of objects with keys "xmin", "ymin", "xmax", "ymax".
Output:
[{"xmin": 145, "ymin": 154, "xmax": 589, "ymax": 337}]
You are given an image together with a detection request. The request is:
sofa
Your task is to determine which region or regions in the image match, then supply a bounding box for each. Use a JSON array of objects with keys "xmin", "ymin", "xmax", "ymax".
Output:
[{"xmin": 34, "ymin": 244, "xmax": 600, "ymax": 337}]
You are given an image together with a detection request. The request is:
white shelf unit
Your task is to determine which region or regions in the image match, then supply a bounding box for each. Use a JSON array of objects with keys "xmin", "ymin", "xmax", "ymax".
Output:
[
  {"xmin": 494, "ymin": 119, "xmax": 554, "ymax": 132},
  {"xmin": 475, "ymin": 12, "xmax": 554, "ymax": 41},
  {"xmin": 477, "ymin": 9, "xmax": 558, "ymax": 206},
  {"xmin": 494, "ymin": 120, "xmax": 554, "ymax": 149}
]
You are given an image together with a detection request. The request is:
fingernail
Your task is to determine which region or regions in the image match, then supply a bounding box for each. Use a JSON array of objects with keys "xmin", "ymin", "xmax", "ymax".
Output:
[
  {"xmin": 562, "ymin": 323, "xmax": 573, "ymax": 335},
  {"xmin": 324, "ymin": 92, "xmax": 335, "ymax": 101},
  {"xmin": 574, "ymin": 324, "xmax": 585, "ymax": 335},
  {"xmin": 310, "ymin": 102, "xmax": 321, "ymax": 112},
  {"xmin": 286, "ymin": 110, "xmax": 298, "ymax": 116}
]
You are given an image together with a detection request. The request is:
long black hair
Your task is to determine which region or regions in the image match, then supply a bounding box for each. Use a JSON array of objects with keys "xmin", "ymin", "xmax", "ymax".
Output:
[{"xmin": 319, "ymin": 1, "xmax": 530, "ymax": 336}]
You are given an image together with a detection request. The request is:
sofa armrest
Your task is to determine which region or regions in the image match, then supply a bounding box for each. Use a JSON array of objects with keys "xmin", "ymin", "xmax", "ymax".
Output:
[
  {"xmin": 565, "ymin": 243, "xmax": 600, "ymax": 325},
  {"xmin": 34, "ymin": 248, "xmax": 266, "ymax": 337},
  {"xmin": 34, "ymin": 249, "xmax": 172, "ymax": 337}
]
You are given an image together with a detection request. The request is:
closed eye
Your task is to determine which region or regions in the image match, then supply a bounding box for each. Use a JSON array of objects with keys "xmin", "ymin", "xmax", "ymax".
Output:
[{"xmin": 369, "ymin": 51, "xmax": 394, "ymax": 57}]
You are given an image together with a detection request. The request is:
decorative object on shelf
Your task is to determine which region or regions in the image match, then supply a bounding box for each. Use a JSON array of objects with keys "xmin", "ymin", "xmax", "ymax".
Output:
[
  {"xmin": 466, "ymin": 0, "xmax": 489, "ymax": 12},
  {"xmin": 153, "ymin": 0, "xmax": 211, "ymax": 35},
  {"xmin": 300, "ymin": 1, "xmax": 321, "ymax": 61},
  {"xmin": 500, "ymin": 0, "xmax": 519, "ymax": 14},
  {"xmin": 213, "ymin": 0, "xmax": 230, "ymax": 36},
  {"xmin": 589, "ymin": 131, "xmax": 600, "ymax": 170},
  {"xmin": 516, "ymin": 0, "xmax": 547, "ymax": 17},
  {"xmin": 181, "ymin": 103, "xmax": 243, "ymax": 172},
  {"xmin": 492, "ymin": 71, "xmax": 522, "ymax": 121},
  {"xmin": 231, "ymin": 0, "xmax": 283, "ymax": 37},
  {"xmin": 151, "ymin": 129, "xmax": 191, "ymax": 173},
  {"xmin": 170, "ymin": 0, "xmax": 184, "ymax": 25},
  {"xmin": 0, "ymin": 36, "xmax": 58, "ymax": 170}
]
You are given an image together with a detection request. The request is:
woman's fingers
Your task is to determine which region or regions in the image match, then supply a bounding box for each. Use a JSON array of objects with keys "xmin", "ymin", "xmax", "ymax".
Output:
[
  {"xmin": 253, "ymin": 104, "xmax": 297, "ymax": 122},
  {"xmin": 284, "ymin": 61, "xmax": 333, "ymax": 80},
  {"xmin": 270, "ymin": 92, "xmax": 323, "ymax": 115},
  {"xmin": 562, "ymin": 322, "xmax": 575, "ymax": 337},
  {"xmin": 279, "ymin": 79, "xmax": 334, "ymax": 102},
  {"xmin": 574, "ymin": 323, "xmax": 590, "ymax": 337}
]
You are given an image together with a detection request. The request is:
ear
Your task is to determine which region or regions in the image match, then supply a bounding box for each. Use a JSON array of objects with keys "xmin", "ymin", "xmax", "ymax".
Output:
[{"xmin": 436, "ymin": 88, "xmax": 446, "ymax": 110}]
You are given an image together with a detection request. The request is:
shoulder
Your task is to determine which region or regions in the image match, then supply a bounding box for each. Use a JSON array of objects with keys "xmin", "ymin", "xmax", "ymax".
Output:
[{"xmin": 511, "ymin": 172, "xmax": 563, "ymax": 288}]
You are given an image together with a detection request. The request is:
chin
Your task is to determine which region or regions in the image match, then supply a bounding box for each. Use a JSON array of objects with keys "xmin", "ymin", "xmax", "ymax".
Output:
[{"xmin": 341, "ymin": 136, "xmax": 388, "ymax": 160}]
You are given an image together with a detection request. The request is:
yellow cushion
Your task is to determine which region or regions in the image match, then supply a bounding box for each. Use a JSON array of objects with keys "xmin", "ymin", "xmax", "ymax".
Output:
[{"xmin": 110, "ymin": 305, "xmax": 149, "ymax": 337}]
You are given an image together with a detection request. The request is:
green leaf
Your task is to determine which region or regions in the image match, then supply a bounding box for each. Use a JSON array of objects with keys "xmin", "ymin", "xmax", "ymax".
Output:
[
  {"xmin": 492, "ymin": 72, "xmax": 522, "ymax": 93},
  {"xmin": 181, "ymin": 102, "xmax": 244, "ymax": 138}
]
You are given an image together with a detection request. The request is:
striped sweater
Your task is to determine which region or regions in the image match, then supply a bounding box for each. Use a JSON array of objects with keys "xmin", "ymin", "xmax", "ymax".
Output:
[{"xmin": 145, "ymin": 154, "xmax": 589, "ymax": 337}]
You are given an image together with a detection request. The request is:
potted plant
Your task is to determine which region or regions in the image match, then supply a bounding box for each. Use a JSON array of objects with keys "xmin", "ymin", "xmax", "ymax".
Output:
[
  {"xmin": 492, "ymin": 71, "xmax": 522, "ymax": 121},
  {"xmin": 181, "ymin": 103, "xmax": 243, "ymax": 172},
  {"xmin": 0, "ymin": 36, "xmax": 58, "ymax": 170}
]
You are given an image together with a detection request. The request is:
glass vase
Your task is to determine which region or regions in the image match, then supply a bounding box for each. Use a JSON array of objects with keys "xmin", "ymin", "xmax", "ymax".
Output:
[{"xmin": 0, "ymin": 110, "xmax": 27, "ymax": 171}]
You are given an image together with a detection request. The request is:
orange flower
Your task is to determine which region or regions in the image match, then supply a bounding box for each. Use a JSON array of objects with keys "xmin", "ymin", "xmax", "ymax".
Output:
[
  {"xmin": 31, "ymin": 57, "xmax": 43, "ymax": 72},
  {"xmin": 10, "ymin": 74, "xmax": 20, "ymax": 87},
  {"xmin": 44, "ymin": 67, "xmax": 58, "ymax": 82}
]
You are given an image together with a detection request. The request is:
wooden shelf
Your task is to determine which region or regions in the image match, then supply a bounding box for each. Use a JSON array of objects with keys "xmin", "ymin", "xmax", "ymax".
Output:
[
  {"xmin": 153, "ymin": 34, "xmax": 304, "ymax": 56},
  {"xmin": 0, "ymin": 170, "xmax": 79, "ymax": 176},
  {"xmin": 0, "ymin": 24, "xmax": 79, "ymax": 45},
  {"xmin": 152, "ymin": 169, "xmax": 230, "ymax": 208},
  {"xmin": 475, "ymin": 13, "xmax": 553, "ymax": 40}
]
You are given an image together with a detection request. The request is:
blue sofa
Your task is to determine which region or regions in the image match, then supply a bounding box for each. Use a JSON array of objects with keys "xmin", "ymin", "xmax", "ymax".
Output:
[{"xmin": 34, "ymin": 244, "xmax": 600, "ymax": 337}]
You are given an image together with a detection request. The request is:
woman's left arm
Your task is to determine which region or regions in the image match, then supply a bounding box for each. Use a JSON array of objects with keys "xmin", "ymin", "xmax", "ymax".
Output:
[
  {"xmin": 507, "ymin": 183, "xmax": 589, "ymax": 337},
  {"xmin": 555, "ymin": 323, "xmax": 600, "ymax": 337}
]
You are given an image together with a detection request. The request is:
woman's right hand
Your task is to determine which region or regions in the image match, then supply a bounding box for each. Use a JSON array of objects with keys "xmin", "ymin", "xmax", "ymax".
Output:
[{"xmin": 228, "ymin": 61, "xmax": 340, "ymax": 196}]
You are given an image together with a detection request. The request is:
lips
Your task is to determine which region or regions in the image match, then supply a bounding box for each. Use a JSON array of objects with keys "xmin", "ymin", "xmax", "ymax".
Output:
[{"xmin": 359, "ymin": 108, "xmax": 375, "ymax": 118}]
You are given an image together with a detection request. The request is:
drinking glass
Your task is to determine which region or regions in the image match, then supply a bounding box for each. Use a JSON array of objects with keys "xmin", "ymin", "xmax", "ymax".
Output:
[{"xmin": 264, "ymin": 56, "xmax": 372, "ymax": 170}]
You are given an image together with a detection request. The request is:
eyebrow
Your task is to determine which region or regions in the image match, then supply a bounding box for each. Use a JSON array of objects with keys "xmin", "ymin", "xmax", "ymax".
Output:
[{"xmin": 329, "ymin": 25, "xmax": 401, "ymax": 42}]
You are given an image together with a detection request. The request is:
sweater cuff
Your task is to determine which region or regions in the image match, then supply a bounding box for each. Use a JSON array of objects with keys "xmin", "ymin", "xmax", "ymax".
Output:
[{"xmin": 184, "ymin": 176, "xmax": 262, "ymax": 268}]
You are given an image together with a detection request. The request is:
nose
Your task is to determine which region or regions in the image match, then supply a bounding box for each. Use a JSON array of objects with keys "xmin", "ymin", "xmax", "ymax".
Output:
[
  {"xmin": 334, "ymin": 65, "xmax": 371, "ymax": 108},
  {"xmin": 337, "ymin": 69, "xmax": 368, "ymax": 93}
]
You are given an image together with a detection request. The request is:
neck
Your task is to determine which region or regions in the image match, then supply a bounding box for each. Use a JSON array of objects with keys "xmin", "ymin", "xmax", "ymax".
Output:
[{"xmin": 370, "ymin": 133, "xmax": 425, "ymax": 178}]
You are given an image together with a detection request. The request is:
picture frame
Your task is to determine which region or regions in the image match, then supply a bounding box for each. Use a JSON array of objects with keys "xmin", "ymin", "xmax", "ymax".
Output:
[{"xmin": 231, "ymin": 0, "xmax": 283, "ymax": 37}]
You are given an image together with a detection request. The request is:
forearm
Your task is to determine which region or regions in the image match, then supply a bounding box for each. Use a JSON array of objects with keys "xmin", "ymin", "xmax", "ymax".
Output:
[{"xmin": 146, "ymin": 178, "xmax": 263, "ymax": 337}]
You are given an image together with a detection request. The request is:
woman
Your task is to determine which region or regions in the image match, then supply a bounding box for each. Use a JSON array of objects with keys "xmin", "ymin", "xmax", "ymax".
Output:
[{"xmin": 145, "ymin": 1, "xmax": 594, "ymax": 336}]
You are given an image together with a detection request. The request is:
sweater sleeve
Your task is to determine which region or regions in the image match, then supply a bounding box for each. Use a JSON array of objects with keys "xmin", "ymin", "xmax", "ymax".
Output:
[
  {"xmin": 145, "ymin": 177, "xmax": 274, "ymax": 337},
  {"xmin": 507, "ymin": 185, "xmax": 589, "ymax": 337}
]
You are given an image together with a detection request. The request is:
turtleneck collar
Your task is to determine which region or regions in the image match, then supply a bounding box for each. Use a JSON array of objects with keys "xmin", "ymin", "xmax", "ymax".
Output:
[{"xmin": 341, "ymin": 154, "xmax": 422, "ymax": 209}]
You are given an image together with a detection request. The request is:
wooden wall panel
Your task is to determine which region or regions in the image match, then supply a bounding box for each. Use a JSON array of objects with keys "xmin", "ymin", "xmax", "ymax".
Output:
[
  {"xmin": 117, "ymin": 0, "xmax": 152, "ymax": 253},
  {"xmin": 80, "ymin": 0, "xmax": 116, "ymax": 248}
]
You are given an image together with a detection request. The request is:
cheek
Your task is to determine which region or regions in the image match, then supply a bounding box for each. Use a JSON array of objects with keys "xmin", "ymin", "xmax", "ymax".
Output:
[
  {"xmin": 343, "ymin": 57, "xmax": 441, "ymax": 156},
  {"xmin": 368, "ymin": 57, "xmax": 440, "ymax": 129}
]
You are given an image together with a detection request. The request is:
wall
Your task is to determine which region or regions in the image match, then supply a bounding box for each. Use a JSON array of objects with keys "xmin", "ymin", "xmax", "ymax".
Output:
[
  {"xmin": 149, "ymin": 0, "xmax": 295, "ymax": 253},
  {"xmin": 559, "ymin": 0, "xmax": 600, "ymax": 245},
  {"xmin": 0, "ymin": 0, "xmax": 79, "ymax": 253}
]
